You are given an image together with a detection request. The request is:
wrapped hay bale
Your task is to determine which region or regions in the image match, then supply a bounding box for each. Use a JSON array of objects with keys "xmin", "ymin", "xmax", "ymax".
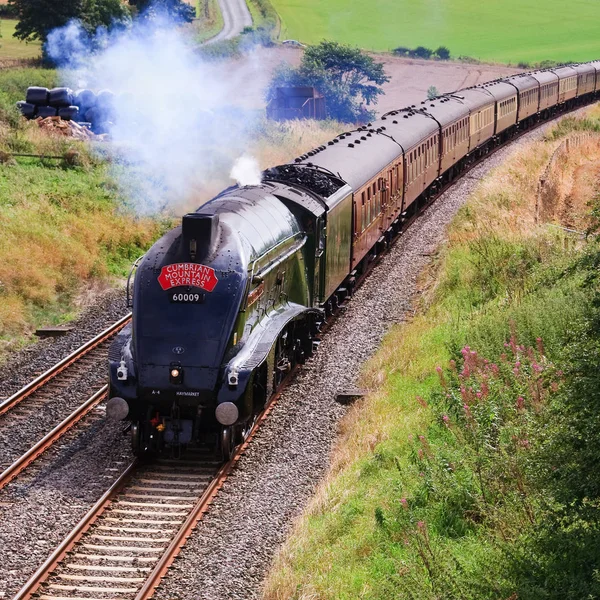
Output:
[
  {"xmin": 16, "ymin": 101, "xmax": 36, "ymax": 118},
  {"xmin": 74, "ymin": 89, "xmax": 97, "ymax": 111},
  {"xmin": 58, "ymin": 106, "xmax": 80, "ymax": 121},
  {"xmin": 37, "ymin": 106, "xmax": 58, "ymax": 118},
  {"xmin": 48, "ymin": 87, "xmax": 74, "ymax": 108},
  {"xmin": 25, "ymin": 86, "xmax": 49, "ymax": 106}
]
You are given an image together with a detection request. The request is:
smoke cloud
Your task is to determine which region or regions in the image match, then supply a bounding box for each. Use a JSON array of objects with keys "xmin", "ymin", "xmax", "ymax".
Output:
[
  {"xmin": 47, "ymin": 17, "xmax": 264, "ymax": 214},
  {"xmin": 230, "ymin": 155, "xmax": 261, "ymax": 186}
]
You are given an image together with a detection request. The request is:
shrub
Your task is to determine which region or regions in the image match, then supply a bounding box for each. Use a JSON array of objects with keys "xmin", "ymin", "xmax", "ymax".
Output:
[
  {"xmin": 393, "ymin": 46, "xmax": 411, "ymax": 57},
  {"xmin": 433, "ymin": 46, "xmax": 450, "ymax": 60},
  {"xmin": 427, "ymin": 85, "xmax": 439, "ymax": 100},
  {"xmin": 413, "ymin": 46, "xmax": 432, "ymax": 59}
]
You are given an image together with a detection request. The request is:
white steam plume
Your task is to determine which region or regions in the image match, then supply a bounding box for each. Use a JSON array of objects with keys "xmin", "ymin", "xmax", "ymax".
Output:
[
  {"xmin": 230, "ymin": 155, "xmax": 261, "ymax": 186},
  {"xmin": 47, "ymin": 17, "xmax": 264, "ymax": 215}
]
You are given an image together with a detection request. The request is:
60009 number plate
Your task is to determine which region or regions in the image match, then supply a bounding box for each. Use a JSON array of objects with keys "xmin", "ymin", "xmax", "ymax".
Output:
[{"xmin": 170, "ymin": 292, "xmax": 205, "ymax": 303}]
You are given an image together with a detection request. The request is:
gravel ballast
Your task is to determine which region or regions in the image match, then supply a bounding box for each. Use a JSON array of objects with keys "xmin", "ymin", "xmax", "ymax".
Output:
[
  {"xmin": 153, "ymin": 123, "xmax": 564, "ymax": 600},
  {"xmin": 0, "ymin": 115, "xmax": 582, "ymax": 600},
  {"xmin": 0, "ymin": 288, "xmax": 132, "ymax": 599}
]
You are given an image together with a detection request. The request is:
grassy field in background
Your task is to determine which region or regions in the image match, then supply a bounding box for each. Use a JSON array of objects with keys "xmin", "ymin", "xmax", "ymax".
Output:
[
  {"xmin": 271, "ymin": 0, "xmax": 600, "ymax": 64},
  {"xmin": 0, "ymin": 19, "xmax": 41, "ymax": 59}
]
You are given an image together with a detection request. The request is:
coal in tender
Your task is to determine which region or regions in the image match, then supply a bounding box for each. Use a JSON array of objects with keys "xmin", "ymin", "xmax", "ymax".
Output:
[
  {"xmin": 37, "ymin": 106, "xmax": 58, "ymax": 118},
  {"xmin": 263, "ymin": 164, "xmax": 343, "ymax": 197},
  {"xmin": 26, "ymin": 86, "xmax": 49, "ymax": 106},
  {"xmin": 48, "ymin": 87, "xmax": 74, "ymax": 108},
  {"xmin": 58, "ymin": 106, "xmax": 80, "ymax": 121},
  {"xmin": 16, "ymin": 101, "xmax": 36, "ymax": 119},
  {"xmin": 74, "ymin": 89, "xmax": 97, "ymax": 111}
]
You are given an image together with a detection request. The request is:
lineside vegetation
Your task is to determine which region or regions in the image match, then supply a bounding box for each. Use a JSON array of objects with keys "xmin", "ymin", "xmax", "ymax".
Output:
[{"xmin": 264, "ymin": 107, "xmax": 600, "ymax": 599}]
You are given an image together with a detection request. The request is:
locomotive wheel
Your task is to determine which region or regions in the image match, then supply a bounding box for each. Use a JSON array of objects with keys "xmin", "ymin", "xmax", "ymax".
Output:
[{"xmin": 220, "ymin": 426, "xmax": 234, "ymax": 461}]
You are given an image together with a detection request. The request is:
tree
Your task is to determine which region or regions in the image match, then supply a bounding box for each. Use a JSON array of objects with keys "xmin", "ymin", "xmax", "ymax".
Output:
[
  {"xmin": 268, "ymin": 40, "xmax": 389, "ymax": 123},
  {"xmin": 433, "ymin": 46, "xmax": 450, "ymax": 60},
  {"xmin": 131, "ymin": 0, "xmax": 195, "ymax": 23},
  {"xmin": 9, "ymin": 0, "xmax": 129, "ymax": 42},
  {"xmin": 427, "ymin": 85, "xmax": 438, "ymax": 100}
]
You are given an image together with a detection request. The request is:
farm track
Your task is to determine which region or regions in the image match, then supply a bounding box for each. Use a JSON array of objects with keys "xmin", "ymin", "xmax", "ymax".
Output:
[{"xmin": 0, "ymin": 314, "xmax": 131, "ymax": 488}]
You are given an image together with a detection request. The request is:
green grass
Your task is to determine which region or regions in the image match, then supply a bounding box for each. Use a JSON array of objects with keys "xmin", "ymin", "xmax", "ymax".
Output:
[
  {"xmin": 270, "ymin": 0, "xmax": 600, "ymax": 64},
  {"xmin": 194, "ymin": 0, "xmax": 224, "ymax": 43},
  {"xmin": 0, "ymin": 19, "xmax": 41, "ymax": 60}
]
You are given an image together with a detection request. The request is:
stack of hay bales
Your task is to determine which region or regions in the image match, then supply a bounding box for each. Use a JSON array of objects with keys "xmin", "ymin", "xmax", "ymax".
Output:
[{"xmin": 17, "ymin": 87, "xmax": 116, "ymax": 133}]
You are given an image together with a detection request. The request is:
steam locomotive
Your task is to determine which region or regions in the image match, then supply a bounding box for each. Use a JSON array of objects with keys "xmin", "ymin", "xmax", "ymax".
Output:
[{"xmin": 108, "ymin": 60, "xmax": 600, "ymax": 458}]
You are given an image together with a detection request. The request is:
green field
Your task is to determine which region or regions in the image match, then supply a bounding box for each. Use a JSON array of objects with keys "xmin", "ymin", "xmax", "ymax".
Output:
[
  {"xmin": 0, "ymin": 19, "xmax": 41, "ymax": 60},
  {"xmin": 271, "ymin": 0, "xmax": 600, "ymax": 64}
]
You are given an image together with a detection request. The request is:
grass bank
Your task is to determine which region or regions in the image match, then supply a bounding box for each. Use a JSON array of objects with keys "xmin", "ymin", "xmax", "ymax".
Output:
[
  {"xmin": 0, "ymin": 67, "xmax": 343, "ymax": 359},
  {"xmin": 264, "ymin": 107, "xmax": 600, "ymax": 599},
  {"xmin": 270, "ymin": 0, "xmax": 600, "ymax": 64}
]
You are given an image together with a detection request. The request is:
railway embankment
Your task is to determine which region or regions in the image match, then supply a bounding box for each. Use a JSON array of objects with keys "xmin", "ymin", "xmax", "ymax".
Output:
[{"xmin": 263, "ymin": 106, "xmax": 600, "ymax": 599}]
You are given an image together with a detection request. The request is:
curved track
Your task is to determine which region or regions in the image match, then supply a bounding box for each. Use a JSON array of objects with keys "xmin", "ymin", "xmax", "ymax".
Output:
[
  {"xmin": 12, "ymin": 372, "xmax": 289, "ymax": 600},
  {"xmin": 0, "ymin": 315, "xmax": 131, "ymax": 489}
]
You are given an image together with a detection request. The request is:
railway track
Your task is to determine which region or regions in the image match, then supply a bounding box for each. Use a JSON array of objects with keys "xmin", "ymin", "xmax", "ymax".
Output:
[
  {"xmin": 0, "ymin": 314, "xmax": 131, "ymax": 490},
  {"xmin": 13, "ymin": 376, "xmax": 285, "ymax": 600}
]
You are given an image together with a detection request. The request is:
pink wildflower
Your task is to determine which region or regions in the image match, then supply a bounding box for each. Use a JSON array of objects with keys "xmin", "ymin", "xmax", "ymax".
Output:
[
  {"xmin": 463, "ymin": 403, "xmax": 472, "ymax": 418},
  {"xmin": 400, "ymin": 498, "xmax": 408, "ymax": 508},
  {"xmin": 537, "ymin": 337, "xmax": 545, "ymax": 355},
  {"xmin": 516, "ymin": 396, "xmax": 525, "ymax": 410}
]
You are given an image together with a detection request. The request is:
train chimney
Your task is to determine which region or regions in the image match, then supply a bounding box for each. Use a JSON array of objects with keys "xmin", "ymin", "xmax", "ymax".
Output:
[{"xmin": 182, "ymin": 213, "xmax": 220, "ymax": 260}]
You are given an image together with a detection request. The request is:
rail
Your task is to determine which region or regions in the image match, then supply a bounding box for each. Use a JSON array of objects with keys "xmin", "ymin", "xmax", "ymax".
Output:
[
  {"xmin": 0, "ymin": 386, "xmax": 108, "ymax": 491},
  {"xmin": 0, "ymin": 313, "xmax": 131, "ymax": 417}
]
